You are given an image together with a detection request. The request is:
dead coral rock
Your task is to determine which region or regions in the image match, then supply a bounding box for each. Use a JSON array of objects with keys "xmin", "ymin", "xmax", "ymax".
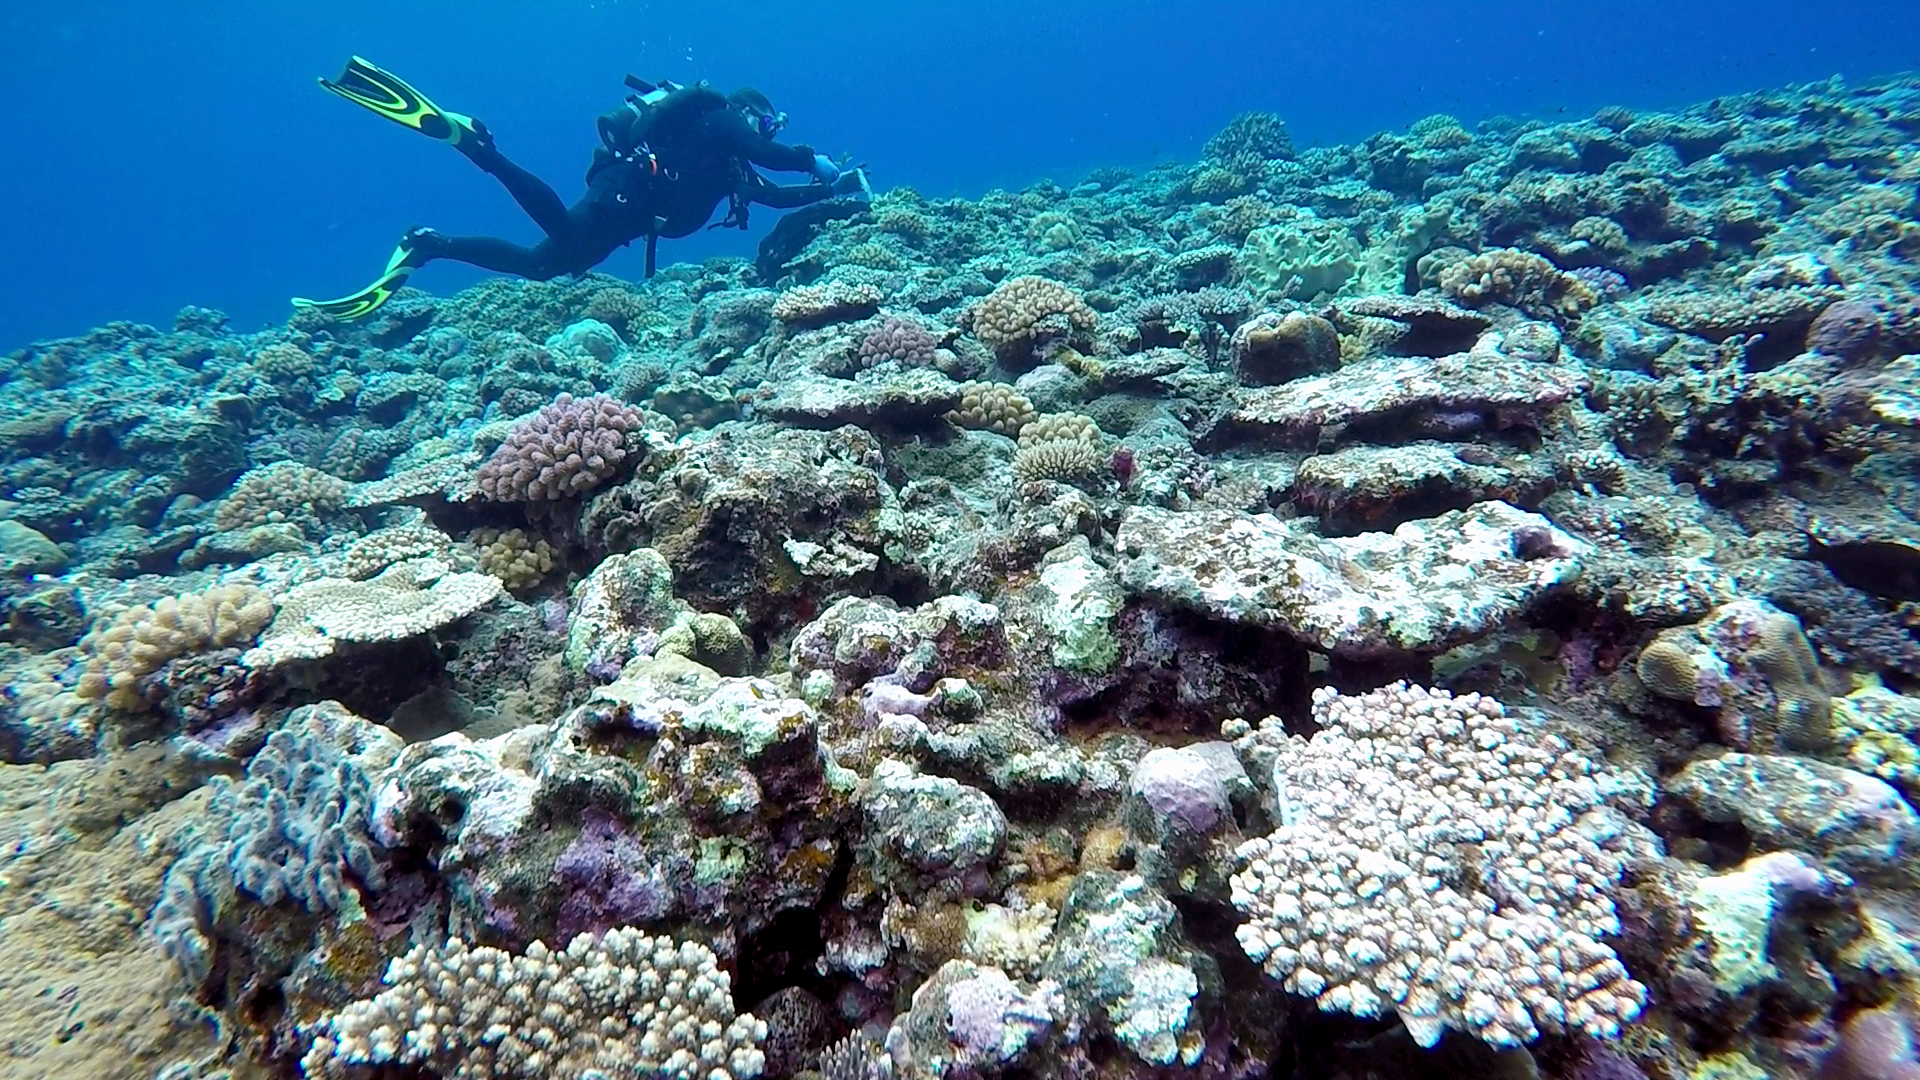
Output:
[
  {"xmin": 1231, "ymin": 311, "xmax": 1340, "ymax": 385},
  {"xmin": 1325, "ymin": 294, "xmax": 1493, "ymax": 358},
  {"xmin": 1642, "ymin": 253, "xmax": 1841, "ymax": 343},
  {"xmin": 1117, "ymin": 500, "xmax": 1586, "ymax": 656},
  {"xmin": 583, "ymin": 426, "xmax": 891, "ymax": 634},
  {"xmin": 1207, "ymin": 347, "xmax": 1588, "ymax": 449},
  {"xmin": 0, "ymin": 758, "xmax": 222, "ymax": 1080},
  {"xmin": 1667, "ymin": 753, "xmax": 1920, "ymax": 887},
  {"xmin": 758, "ymin": 368, "xmax": 964, "ymax": 431},
  {"xmin": 1293, "ymin": 442, "xmax": 1558, "ymax": 536}
]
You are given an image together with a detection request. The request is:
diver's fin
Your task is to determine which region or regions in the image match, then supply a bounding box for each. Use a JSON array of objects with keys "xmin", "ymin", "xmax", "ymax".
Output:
[
  {"xmin": 293, "ymin": 231, "xmax": 439, "ymax": 320},
  {"xmin": 292, "ymin": 268, "xmax": 412, "ymax": 321},
  {"xmin": 319, "ymin": 56, "xmax": 483, "ymax": 148}
]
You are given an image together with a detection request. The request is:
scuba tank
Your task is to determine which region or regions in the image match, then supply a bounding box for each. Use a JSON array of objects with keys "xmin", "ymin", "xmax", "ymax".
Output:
[{"xmin": 587, "ymin": 75, "xmax": 729, "ymax": 184}]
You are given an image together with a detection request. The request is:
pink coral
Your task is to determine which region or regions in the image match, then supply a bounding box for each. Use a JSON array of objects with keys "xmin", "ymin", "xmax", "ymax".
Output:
[
  {"xmin": 856, "ymin": 316, "xmax": 939, "ymax": 368},
  {"xmin": 475, "ymin": 393, "xmax": 645, "ymax": 501}
]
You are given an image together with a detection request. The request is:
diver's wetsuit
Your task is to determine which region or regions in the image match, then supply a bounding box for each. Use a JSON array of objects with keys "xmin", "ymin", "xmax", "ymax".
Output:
[{"xmin": 413, "ymin": 96, "xmax": 829, "ymax": 279}]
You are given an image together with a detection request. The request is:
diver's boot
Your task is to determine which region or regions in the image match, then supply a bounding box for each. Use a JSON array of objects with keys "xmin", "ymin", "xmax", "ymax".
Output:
[
  {"xmin": 291, "ymin": 229, "xmax": 442, "ymax": 321},
  {"xmin": 319, "ymin": 56, "xmax": 489, "ymax": 152}
]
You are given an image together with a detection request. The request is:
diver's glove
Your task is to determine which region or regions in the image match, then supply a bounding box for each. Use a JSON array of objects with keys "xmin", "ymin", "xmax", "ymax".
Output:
[{"xmin": 810, "ymin": 153, "xmax": 842, "ymax": 184}]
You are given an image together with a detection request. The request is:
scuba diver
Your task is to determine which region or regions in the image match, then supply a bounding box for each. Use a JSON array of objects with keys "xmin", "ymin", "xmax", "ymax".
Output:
[{"xmin": 294, "ymin": 57, "xmax": 869, "ymax": 319}]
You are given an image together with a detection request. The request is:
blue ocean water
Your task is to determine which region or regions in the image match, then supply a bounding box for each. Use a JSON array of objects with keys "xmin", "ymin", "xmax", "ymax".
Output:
[{"xmin": 2, "ymin": 0, "xmax": 1916, "ymax": 350}]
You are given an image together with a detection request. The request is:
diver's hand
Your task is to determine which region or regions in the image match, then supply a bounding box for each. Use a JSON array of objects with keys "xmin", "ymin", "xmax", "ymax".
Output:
[{"xmin": 810, "ymin": 153, "xmax": 842, "ymax": 184}]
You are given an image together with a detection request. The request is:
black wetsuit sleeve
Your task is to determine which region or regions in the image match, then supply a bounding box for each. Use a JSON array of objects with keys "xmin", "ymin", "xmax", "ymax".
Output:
[
  {"xmin": 708, "ymin": 109, "xmax": 819, "ymax": 173},
  {"xmin": 741, "ymin": 169, "xmax": 834, "ymax": 209}
]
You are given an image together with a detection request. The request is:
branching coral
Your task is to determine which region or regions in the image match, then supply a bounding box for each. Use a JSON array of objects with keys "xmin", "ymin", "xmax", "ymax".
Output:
[
  {"xmin": 215, "ymin": 462, "xmax": 352, "ymax": 533},
  {"xmin": 302, "ymin": 929, "xmax": 768, "ymax": 1080},
  {"xmin": 970, "ymin": 277, "xmax": 1098, "ymax": 362},
  {"xmin": 856, "ymin": 316, "xmax": 940, "ymax": 369},
  {"xmin": 1011, "ymin": 412, "xmax": 1107, "ymax": 486},
  {"xmin": 1433, "ymin": 248, "xmax": 1600, "ymax": 321},
  {"xmin": 77, "ymin": 583, "xmax": 273, "ymax": 710},
  {"xmin": 1203, "ymin": 111, "xmax": 1295, "ymax": 172},
  {"xmin": 475, "ymin": 393, "xmax": 645, "ymax": 501},
  {"xmin": 947, "ymin": 382, "xmax": 1038, "ymax": 436},
  {"xmin": 472, "ymin": 527, "xmax": 558, "ymax": 593},
  {"xmin": 1227, "ymin": 683, "xmax": 1643, "ymax": 1048}
]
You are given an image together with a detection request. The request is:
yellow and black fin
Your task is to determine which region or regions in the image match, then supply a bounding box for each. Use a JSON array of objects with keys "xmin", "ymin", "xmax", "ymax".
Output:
[
  {"xmin": 319, "ymin": 56, "xmax": 481, "ymax": 147},
  {"xmin": 293, "ymin": 232, "xmax": 434, "ymax": 321},
  {"xmin": 291, "ymin": 268, "xmax": 412, "ymax": 321}
]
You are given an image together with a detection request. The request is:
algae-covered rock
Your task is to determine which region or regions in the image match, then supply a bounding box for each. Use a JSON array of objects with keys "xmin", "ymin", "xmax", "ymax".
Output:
[
  {"xmin": 1116, "ymin": 500, "xmax": 1587, "ymax": 656},
  {"xmin": 0, "ymin": 520, "xmax": 68, "ymax": 574},
  {"xmin": 1668, "ymin": 753, "xmax": 1920, "ymax": 885},
  {"xmin": 1033, "ymin": 538, "xmax": 1122, "ymax": 674}
]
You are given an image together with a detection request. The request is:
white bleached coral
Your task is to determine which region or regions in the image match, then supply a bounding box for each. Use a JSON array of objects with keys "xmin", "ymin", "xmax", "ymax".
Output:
[
  {"xmin": 301, "ymin": 927, "xmax": 768, "ymax": 1080},
  {"xmin": 1226, "ymin": 682, "xmax": 1644, "ymax": 1048},
  {"xmin": 244, "ymin": 557, "xmax": 502, "ymax": 667}
]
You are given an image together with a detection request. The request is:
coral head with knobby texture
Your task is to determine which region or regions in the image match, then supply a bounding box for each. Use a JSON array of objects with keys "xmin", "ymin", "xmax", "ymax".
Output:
[{"xmin": 475, "ymin": 393, "xmax": 646, "ymax": 501}]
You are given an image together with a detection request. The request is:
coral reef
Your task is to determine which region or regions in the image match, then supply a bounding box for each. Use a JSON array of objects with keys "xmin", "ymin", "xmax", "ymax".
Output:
[
  {"xmin": 12, "ymin": 70, "xmax": 1920, "ymax": 1080},
  {"xmin": 76, "ymin": 583, "xmax": 272, "ymax": 710}
]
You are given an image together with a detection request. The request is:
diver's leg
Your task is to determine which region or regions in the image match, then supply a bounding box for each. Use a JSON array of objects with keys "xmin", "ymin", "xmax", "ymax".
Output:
[
  {"xmin": 411, "ymin": 228, "xmax": 615, "ymax": 282},
  {"xmin": 410, "ymin": 232, "xmax": 564, "ymax": 279},
  {"xmin": 460, "ymin": 142, "xmax": 575, "ymax": 240}
]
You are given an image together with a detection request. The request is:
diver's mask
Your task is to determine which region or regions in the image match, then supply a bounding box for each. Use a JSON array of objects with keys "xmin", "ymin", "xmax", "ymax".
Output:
[{"xmin": 755, "ymin": 109, "xmax": 788, "ymax": 139}]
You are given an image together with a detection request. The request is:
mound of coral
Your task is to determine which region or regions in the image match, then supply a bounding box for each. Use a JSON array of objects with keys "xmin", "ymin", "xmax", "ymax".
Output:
[{"xmin": 5, "ymin": 74, "xmax": 1920, "ymax": 1080}]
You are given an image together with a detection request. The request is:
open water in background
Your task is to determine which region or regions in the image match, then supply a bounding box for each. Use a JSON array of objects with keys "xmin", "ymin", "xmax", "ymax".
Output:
[{"xmin": 1, "ymin": 0, "xmax": 1917, "ymax": 347}]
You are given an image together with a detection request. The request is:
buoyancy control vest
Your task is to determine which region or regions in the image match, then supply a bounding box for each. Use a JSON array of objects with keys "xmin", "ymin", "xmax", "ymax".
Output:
[{"xmin": 586, "ymin": 76, "xmax": 731, "ymax": 186}]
